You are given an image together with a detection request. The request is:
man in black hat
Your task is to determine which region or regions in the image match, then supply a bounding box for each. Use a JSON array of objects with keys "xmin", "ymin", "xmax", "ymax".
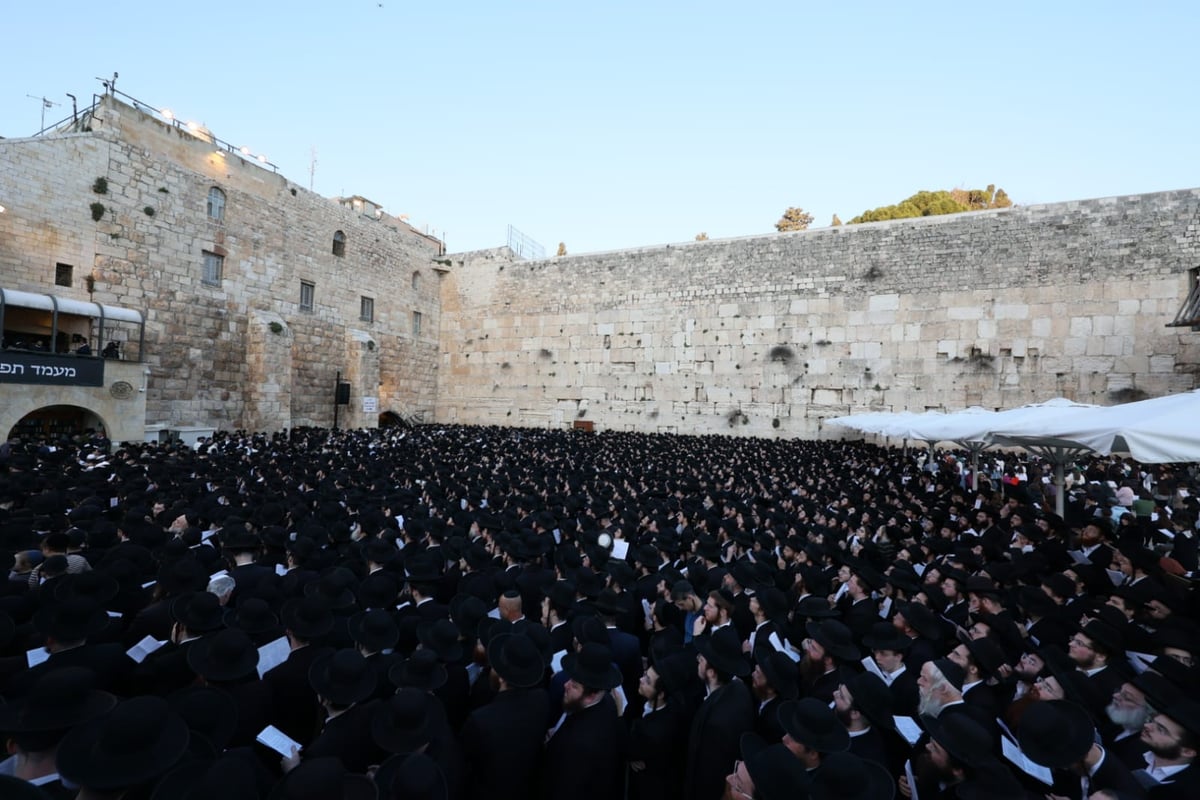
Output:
[
  {"xmin": 750, "ymin": 645, "xmax": 799, "ymax": 745},
  {"xmin": 11, "ymin": 597, "xmax": 134, "ymax": 698},
  {"xmin": 460, "ymin": 633, "xmax": 550, "ymax": 800},
  {"xmin": 1019, "ymin": 699, "xmax": 1146, "ymax": 800},
  {"xmin": 135, "ymin": 589, "xmax": 226, "ymax": 695},
  {"xmin": 284, "ymin": 648, "xmax": 383, "ymax": 774},
  {"xmin": 833, "ymin": 672, "xmax": 894, "ymax": 770},
  {"xmin": 626, "ymin": 656, "xmax": 690, "ymax": 800},
  {"xmin": 947, "ymin": 638, "xmax": 1007, "ymax": 720},
  {"xmin": 263, "ymin": 596, "xmax": 335, "ymax": 745},
  {"xmin": 221, "ymin": 526, "xmax": 272, "ymax": 607},
  {"xmin": 863, "ymin": 621, "xmax": 919, "ymax": 718},
  {"xmin": 1138, "ymin": 700, "xmax": 1200, "ymax": 799},
  {"xmin": 542, "ymin": 642, "xmax": 626, "ymax": 800},
  {"xmin": 799, "ymin": 619, "xmax": 858, "ymax": 705},
  {"xmin": 686, "ymin": 626, "xmax": 756, "ymax": 800},
  {"xmin": 777, "ymin": 696, "xmax": 850, "ymax": 775}
]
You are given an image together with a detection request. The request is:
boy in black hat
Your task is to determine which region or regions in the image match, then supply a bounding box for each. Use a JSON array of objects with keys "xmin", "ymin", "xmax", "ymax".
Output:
[{"xmin": 686, "ymin": 626, "xmax": 755, "ymax": 800}]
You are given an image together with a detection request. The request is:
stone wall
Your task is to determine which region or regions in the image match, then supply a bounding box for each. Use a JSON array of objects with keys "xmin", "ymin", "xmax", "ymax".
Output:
[
  {"xmin": 436, "ymin": 192, "xmax": 1200, "ymax": 437},
  {"xmin": 0, "ymin": 95, "xmax": 444, "ymax": 433}
]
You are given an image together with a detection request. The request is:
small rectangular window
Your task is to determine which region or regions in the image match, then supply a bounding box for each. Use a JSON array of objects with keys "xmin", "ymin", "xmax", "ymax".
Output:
[
  {"xmin": 412, "ymin": 311, "xmax": 422, "ymax": 338},
  {"xmin": 202, "ymin": 251, "xmax": 223, "ymax": 285},
  {"xmin": 300, "ymin": 281, "xmax": 315, "ymax": 313},
  {"xmin": 55, "ymin": 262, "xmax": 73, "ymax": 287},
  {"xmin": 360, "ymin": 296, "xmax": 374, "ymax": 323},
  {"xmin": 1169, "ymin": 267, "xmax": 1200, "ymax": 329}
]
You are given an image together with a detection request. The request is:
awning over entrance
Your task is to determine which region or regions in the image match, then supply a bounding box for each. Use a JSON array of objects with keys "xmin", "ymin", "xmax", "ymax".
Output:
[{"xmin": 0, "ymin": 287, "xmax": 145, "ymax": 358}]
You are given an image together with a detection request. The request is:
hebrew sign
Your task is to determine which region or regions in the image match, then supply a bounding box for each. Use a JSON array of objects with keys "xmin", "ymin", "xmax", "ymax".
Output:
[{"xmin": 0, "ymin": 352, "xmax": 105, "ymax": 386}]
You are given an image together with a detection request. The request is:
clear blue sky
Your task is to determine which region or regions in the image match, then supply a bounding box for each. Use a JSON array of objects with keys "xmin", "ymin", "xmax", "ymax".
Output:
[{"xmin": 3, "ymin": 1, "xmax": 1197, "ymax": 255}]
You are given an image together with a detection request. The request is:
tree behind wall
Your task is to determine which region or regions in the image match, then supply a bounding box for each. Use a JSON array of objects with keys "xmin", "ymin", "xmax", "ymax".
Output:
[{"xmin": 775, "ymin": 207, "xmax": 814, "ymax": 232}]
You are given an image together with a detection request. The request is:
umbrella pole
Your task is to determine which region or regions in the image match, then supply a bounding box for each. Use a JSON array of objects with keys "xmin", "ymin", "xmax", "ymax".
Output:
[{"xmin": 1055, "ymin": 460, "xmax": 1065, "ymax": 519}]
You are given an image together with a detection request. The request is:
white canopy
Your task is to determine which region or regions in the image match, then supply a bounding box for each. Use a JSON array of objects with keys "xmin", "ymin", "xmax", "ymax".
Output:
[{"xmin": 988, "ymin": 389, "xmax": 1200, "ymax": 463}]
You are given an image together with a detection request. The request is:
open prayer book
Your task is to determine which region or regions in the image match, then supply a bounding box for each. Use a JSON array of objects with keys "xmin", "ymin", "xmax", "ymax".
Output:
[{"xmin": 125, "ymin": 636, "xmax": 167, "ymax": 664}]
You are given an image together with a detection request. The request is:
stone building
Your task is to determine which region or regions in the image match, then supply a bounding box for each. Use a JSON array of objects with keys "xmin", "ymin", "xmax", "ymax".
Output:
[
  {"xmin": 2, "ymin": 90, "xmax": 1198, "ymax": 444},
  {"xmin": 0, "ymin": 92, "xmax": 444, "ymax": 443}
]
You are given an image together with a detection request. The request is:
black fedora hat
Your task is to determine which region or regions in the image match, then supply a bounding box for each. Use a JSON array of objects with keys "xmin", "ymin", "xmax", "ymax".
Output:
[
  {"xmin": 754, "ymin": 646, "xmax": 800, "ymax": 700},
  {"xmin": 281, "ymin": 596, "xmax": 335, "ymax": 640},
  {"xmin": 962, "ymin": 636, "xmax": 1007, "ymax": 680},
  {"xmin": 0, "ymin": 666, "xmax": 116, "ymax": 732},
  {"xmin": 591, "ymin": 588, "xmax": 624, "ymax": 617},
  {"xmin": 489, "ymin": 633, "xmax": 545, "ymax": 688},
  {"xmin": 151, "ymin": 753, "xmax": 260, "ymax": 800},
  {"xmin": 33, "ymin": 597, "xmax": 106, "ymax": 643},
  {"xmin": 54, "ymin": 569, "xmax": 119, "ymax": 605},
  {"xmin": 561, "ymin": 642, "xmax": 622, "ymax": 690},
  {"xmin": 304, "ymin": 567, "xmax": 359, "ymax": 610},
  {"xmin": 373, "ymin": 752, "xmax": 446, "ymax": 800},
  {"xmin": 389, "ymin": 648, "xmax": 447, "ymax": 692},
  {"xmin": 170, "ymin": 591, "xmax": 225, "ymax": 634},
  {"xmin": 841, "ymin": 671, "xmax": 894, "ymax": 733},
  {"xmin": 923, "ymin": 711, "xmax": 994, "ymax": 768},
  {"xmin": 795, "ymin": 595, "xmax": 839, "ymax": 619},
  {"xmin": 309, "ymin": 649, "xmax": 377, "ymax": 706},
  {"xmin": 862, "ymin": 621, "xmax": 911, "ymax": 652},
  {"xmin": 805, "ymin": 619, "xmax": 860, "ymax": 662},
  {"xmin": 187, "ymin": 628, "xmax": 260, "ymax": 683},
  {"xmin": 740, "ymin": 733, "xmax": 809, "ymax": 800},
  {"xmin": 267, "ymin": 756, "xmax": 378, "ymax": 800},
  {"xmin": 696, "ymin": 626, "xmax": 752, "ymax": 678},
  {"xmin": 809, "ymin": 751, "xmax": 895, "ymax": 800},
  {"xmin": 1017, "ymin": 700, "xmax": 1095, "ymax": 769},
  {"xmin": 417, "ymin": 618, "xmax": 463, "ymax": 662},
  {"xmin": 896, "ymin": 602, "xmax": 943, "ymax": 641},
  {"xmin": 349, "ymin": 609, "xmax": 400, "ymax": 653},
  {"xmin": 778, "ymin": 697, "xmax": 850, "ymax": 754},
  {"xmin": 0, "ymin": 775, "xmax": 53, "ymax": 800},
  {"xmin": 167, "ymin": 686, "xmax": 238, "ymax": 755},
  {"xmin": 223, "ymin": 597, "xmax": 280, "ymax": 636},
  {"xmin": 56, "ymin": 696, "xmax": 191, "ymax": 791},
  {"xmin": 371, "ymin": 688, "xmax": 432, "ymax": 754}
]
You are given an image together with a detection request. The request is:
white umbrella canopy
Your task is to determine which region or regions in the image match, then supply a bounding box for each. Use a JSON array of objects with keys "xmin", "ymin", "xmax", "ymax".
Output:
[
  {"xmin": 824, "ymin": 411, "xmax": 923, "ymax": 437},
  {"xmin": 989, "ymin": 389, "xmax": 1200, "ymax": 463},
  {"xmin": 895, "ymin": 406, "xmax": 997, "ymax": 443}
]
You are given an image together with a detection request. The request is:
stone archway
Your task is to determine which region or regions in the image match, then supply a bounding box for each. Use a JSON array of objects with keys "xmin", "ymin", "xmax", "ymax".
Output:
[{"xmin": 6, "ymin": 404, "xmax": 110, "ymax": 443}]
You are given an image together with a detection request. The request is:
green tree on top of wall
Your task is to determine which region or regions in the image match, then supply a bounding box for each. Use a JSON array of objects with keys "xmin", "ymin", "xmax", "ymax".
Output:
[{"xmin": 847, "ymin": 184, "xmax": 1013, "ymax": 224}]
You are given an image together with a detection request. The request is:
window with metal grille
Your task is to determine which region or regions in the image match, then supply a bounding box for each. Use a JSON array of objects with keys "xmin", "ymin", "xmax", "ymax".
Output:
[
  {"xmin": 412, "ymin": 311, "xmax": 422, "ymax": 338},
  {"xmin": 360, "ymin": 296, "xmax": 374, "ymax": 323},
  {"xmin": 202, "ymin": 251, "xmax": 223, "ymax": 285},
  {"xmin": 300, "ymin": 281, "xmax": 315, "ymax": 312},
  {"xmin": 207, "ymin": 187, "xmax": 226, "ymax": 222},
  {"xmin": 55, "ymin": 262, "xmax": 73, "ymax": 287},
  {"xmin": 1168, "ymin": 267, "xmax": 1200, "ymax": 329},
  {"xmin": 332, "ymin": 230, "xmax": 346, "ymax": 257}
]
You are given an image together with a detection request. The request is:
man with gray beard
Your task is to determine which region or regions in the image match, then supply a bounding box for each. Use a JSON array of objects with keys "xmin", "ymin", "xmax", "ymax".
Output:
[{"xmin": 1105, "ymin": 680, "xmax": 1155, "ymax": 770}]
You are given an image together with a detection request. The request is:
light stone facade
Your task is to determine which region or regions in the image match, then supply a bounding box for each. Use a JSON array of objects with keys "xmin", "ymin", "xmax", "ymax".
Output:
[
  {"xmin": 0, "ymin": 95, "xmax": 443, "ymax": 439},
  {"xmin": 436, "ymin": 193, "xmax": 1200, "ymax": 437},
  {"xmin": 4, "ymin": 94, "xmax": 1198, "ymax": 443}
]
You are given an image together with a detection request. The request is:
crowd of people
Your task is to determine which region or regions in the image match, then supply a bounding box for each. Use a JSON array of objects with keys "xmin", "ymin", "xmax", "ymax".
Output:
[{"xmin": 0, "ymin": 424, "xmax": 1197, "ymax": 800}]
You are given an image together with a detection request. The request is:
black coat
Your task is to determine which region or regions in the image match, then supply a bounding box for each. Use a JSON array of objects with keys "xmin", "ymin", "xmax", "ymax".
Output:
[
  {"xmin": 460, "ymin": 687, "xmax": 550, "ymax": 800},
  {"xmin": 302, "ymin": 700, "xmax": 384, "ymax": 774},
  {"xmin": 542, "ymin": 693, "xmax": 626, "ymax": 800},
  {"xmin": 262, "ymin": 644, "xmax": 333, "ymax": 745},
  {"xmin": 684, "ymin": 679, "xmax": 756, "ymax": 800},
  {"xmin": 625, "ymin": 698, "xmax": 688, "ymax": 800}
]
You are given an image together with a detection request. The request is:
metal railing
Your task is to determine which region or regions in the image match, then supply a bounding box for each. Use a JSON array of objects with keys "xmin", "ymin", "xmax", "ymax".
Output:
[{"xmin": 32, "ymin": 83, "xmax": 280, "ymax": 173}]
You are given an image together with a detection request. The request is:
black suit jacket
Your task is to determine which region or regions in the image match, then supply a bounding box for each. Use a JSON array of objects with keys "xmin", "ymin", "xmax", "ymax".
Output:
[
  {"xmin": 262, "ymin": 644, "xmax": 333, "ymax": 745},
  {"xmin": 460, "ymin": 687, "xmax": 550, "ymax": 800},
  {"xmin": 302, "ymin": 700, "xmax": 384, "ymax": 774},
  {"xmin": 1146, "ymin": 761, "xmax": 1200, "ymax": 800},
  {"xmin": 626, "ymin": 698, "xmax": 688, "ymax": 800},
  {"xmin": 684, "ymin": 679, "xmax": 756, "ymax": 800},
  {"xmin": 542, "ymin": 693, "xmax": 626, "ymax": 800}
]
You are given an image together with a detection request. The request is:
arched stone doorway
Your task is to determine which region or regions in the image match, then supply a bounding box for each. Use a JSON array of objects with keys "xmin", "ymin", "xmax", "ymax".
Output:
[
  {"xmin": 378, "ymin": 411, "xmax": 408, "ymax": 428},
  {"xmin": 6, "ymin": 404, "xmax": 109, "ymax": 443}
]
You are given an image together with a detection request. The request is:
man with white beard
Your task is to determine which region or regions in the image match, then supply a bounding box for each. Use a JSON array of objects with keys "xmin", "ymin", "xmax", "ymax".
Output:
[{"xmin": 1105, "ymin": 674, "xmax": 1178, "ymax": 771}]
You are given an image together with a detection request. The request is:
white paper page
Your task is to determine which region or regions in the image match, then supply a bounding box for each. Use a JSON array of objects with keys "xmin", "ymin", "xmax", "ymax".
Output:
[
  {"xmin": 125, "ymin": 635, "xmax": 167, "ymax": 664},
  {"xmin": 26, "ymin": 647, "xmax": 51, "ymax": 668},
  {"xmin": 893, "ymin": 715, "xmax": 922, "ymax": 746},
  {"xmin": 861, "ymin": 656, "xmax": 886, "ymax": 681},
  {"xmin": 256, "ymin": 725, "xmax": 301, "ymax": 757},
  {"xmin": 257, "ymin": 636, "xmax": 291, "ymax": 678},
  {"xmin": 612, "ymin": 540, "xmax": 630, "ymax": 560},
  {"xmin": 904, "ymin": 759, "xmax": 920, "ymax": 800},
  {"xmin": 1000, "ymin": 736, "xmax": 1053, "ymax": 785}
]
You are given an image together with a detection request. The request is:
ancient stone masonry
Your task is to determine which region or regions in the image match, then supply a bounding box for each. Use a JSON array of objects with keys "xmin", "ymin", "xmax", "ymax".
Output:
[
  {"xmin": 0, "ymin": 95, "xmax": 443, "ymax": 433},
  {"xmin": 436, "ymin": 192, "xmax": 1200, "ymax": 437}
]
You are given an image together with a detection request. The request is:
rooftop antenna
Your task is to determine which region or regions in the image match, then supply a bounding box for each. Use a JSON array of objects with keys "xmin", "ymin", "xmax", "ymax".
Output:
[
  {"xmin": 66, "ymin": 93, "xmax": 78, "ymax": 125},
  {"xmin": 95, "ymin": 72, "xmax": 118, "ymax": 94},
  {"xmin": 309, "ymin": 147, "xmax": 317, "ymax": 191},
  {"xmin": 26, "ymin": 95, "xmax": 61, "ymax": 130}
]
